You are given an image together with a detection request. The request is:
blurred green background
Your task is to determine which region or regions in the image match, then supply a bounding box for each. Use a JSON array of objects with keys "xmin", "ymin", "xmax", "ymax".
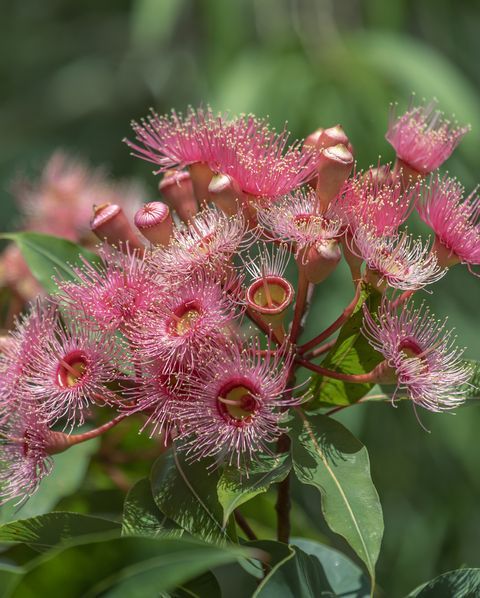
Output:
[{"xmin": 1, "ymin": 1, "xmax": 479, "ymax": 596}]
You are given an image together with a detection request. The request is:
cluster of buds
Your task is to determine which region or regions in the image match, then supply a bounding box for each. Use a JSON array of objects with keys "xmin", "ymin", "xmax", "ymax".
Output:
[{"xmin": 1, "ymin": 99, "xmax": 477, "ymax": 504}]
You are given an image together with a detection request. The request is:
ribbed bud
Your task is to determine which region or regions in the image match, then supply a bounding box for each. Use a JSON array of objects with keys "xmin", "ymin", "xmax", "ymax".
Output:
[
  {"xmin": 316, "ymin": 144, "xmax": 354, "ymax": 211},
  {"xmin": 159, "ymin": 170, "xmax": 198, "ymax": 223},
  {"xmin": 91, "ymin": 203, "xmax": 143, "ymax": 250},
  {"xmin": 318, "ymin": 125, "xmax": 353, "ymax": 154},
  {"xmin": 134, "ymin": 202, "xmax": 173, "ymax": 246},
  {"xmin": 208, "ymin": 173, "xmax": 243, "ymax": 216},
  {"xmin": 296, "ymin": 241, "xmax": 341, "ymax": 284},
  {"xmin": 189, "ymin": 162, "xmax": 214, "ymax": 204},
  {"xmin": 246, "ymin": 275, "xmax": 294, "ymax": 326}
]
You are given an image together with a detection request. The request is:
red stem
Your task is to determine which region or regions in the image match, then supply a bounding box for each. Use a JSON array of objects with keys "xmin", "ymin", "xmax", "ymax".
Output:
[
  {"xmin": 289, "ymin": 268, "xmax": 309, "ymax": 344},
  {"xmin": 298, "ymin": 283, "xmax": 362, "ymax": 354},
  {"xmin": 303, "ymin": 337, "xmax": 337, "ymax": 360},
  {"xmin": 296, "ymin": 357, "xmax": 379, "ymax": 383}
]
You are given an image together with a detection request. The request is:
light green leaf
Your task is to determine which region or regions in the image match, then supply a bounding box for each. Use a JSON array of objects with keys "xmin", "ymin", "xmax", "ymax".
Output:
[
  {"xmin": 0, "ymin": 512, "xmax": 120, "ymax": 550},
  {"xmin": 150, "ymin": 450, "xmax": 236, "ymax": 544},
  {"xmin": 122, "ymin": 478, "xmax": 182, "ymax": 537},
  {"xmin": 0, "ymin": 232, "xmax": 100, "ymax": 294},
  {"xmin": 407, "ymin": 567, "xmax": 480, "ymax": 597},
  {"xmin": 8, "ymin": 535, "xmax": 257, "ymax": 598},
  {"xmin": 291, "ymin": 412, "xmax": 383, "ymax": 583},
  {"xmin": 217, "ymin": 453, "xmax": 291, "ymax": 527},
  {"xmin": 307, "ymin": 284, "xmax": 382, "ymax": 408},
  {"xmin": 0, "ymin": 438, "xmax": 99, "ymax": 524}
]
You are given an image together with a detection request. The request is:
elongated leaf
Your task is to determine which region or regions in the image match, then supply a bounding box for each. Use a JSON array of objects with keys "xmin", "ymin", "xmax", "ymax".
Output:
[
  {"xmin": 0, "ymin": 512, "xmax": 119, "ymax": 550},
  {"xmin": 0, "ymin": 438, "xmax": 99, "ymax": 524},
  {"xmin": 122, "ymin": 478, "xmax": 182, "ymax": 537},
  {"xmin": 8, "ymin": 535, "xmax": 257, "ymax": 598},
  {"xmin": 151, "ymin": 450, "xmax": 236, "ymax": 544},
  {"xmin": 0, "ymin": 232, "xmax": 100, "ymax": 294},
  {"xmin": 291, "ymin": 412, "xmax": 383, "ymax": 582},
  {"xmin": 407, "ymin": 568, "xmax": 480, "ymax": 597},
  {"xmin": 307, "ymin": 284, "xmax": 382, "ymax": 409},
  {"xmin": 292, "ymin": 539, "xmax": 370, "ymax": 597},
  {"xmin": 217, "ymin": 453, "xmax": 291, "ymax": 526}
]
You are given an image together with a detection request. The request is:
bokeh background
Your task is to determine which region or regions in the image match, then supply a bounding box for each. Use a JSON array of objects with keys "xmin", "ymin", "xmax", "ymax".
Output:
[{"xmin": 1, "ymin": 1, "xmax": 479, "ymax": 596}]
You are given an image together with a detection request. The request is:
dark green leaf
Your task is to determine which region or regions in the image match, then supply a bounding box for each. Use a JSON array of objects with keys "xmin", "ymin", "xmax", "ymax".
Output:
[
  {"xmin": 0, "ymin": 565, "xmax": 23, "ymax": 598},
  {"xmin": 292, "ymin": 538, "xmax": 370, "ymax": 597},
  {"xmin": 122, "ymin": 478, "xmax": 182, "ymax": 537},
  {"xmin": 0, "ymin": 232, "xmax": 100, "ymax": 294},
  {"xmin": 151, "ymin": 450, "xmax": 236, "ymax": 544},
  {"xmin": 307, "ymin": 284, "xmax": 382, "ymax": 408},
  {"xmin": 407, "ymin": 568, "xmax": 480, "ymax": 597},
  {"xmin": 0, "ymin": 438, "xmax": 99, "ymax": 524},
  {"xmin": 169, "ymin": 571, "xmax": 221, "ymax": 598},
  {"xmin": 291, "ymin": 412, "xmax": 383, "ymax": 582},
  {"xmin": 217, "ymin": 453, "xmax": 291, "ymax": 526},
  {"xmin": 8, "ymin": 535, "xmax": 257, "ymax": 598},
  {"xmin": 251, "ymin": 540, "xmax": 334, "ymax": 597},
  {"xmin": 0, "ymin": 512, "xmax": 120, "ymax": 551}
]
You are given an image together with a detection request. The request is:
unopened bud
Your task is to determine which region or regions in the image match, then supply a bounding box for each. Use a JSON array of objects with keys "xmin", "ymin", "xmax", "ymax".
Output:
[
  {"xmin": 91, "ymin": 203, "xmax": 143, "ymax": 250},
  {"xmin": 296, "ymin": 241, "xmax": 341, "ymax": 284},
  {"xmin": 134, "ymin": 202, "xmax": 173, "ymax": 246},
  {"xmin": 318, "ymin": 125, "xmax": 354, "ymax": 154},
  {"xmin": 189, "ymin": 162, "xmax": 214, "ymax": 204},
  {"xmin": 246, "ymin": 275, "xmax": 294, "ymax": 326},
  {"xmin": 304, "ymin": 127, "xmax": 324, "ymax": 149},
  {"xmin": 159, "ymin": 170, "xmax": 198, "ymax": 223},
  {"xmin": 316, "ymin": 144, "xmax": 354, "ymax": 211},
  {"xmin": 208, "ymin": 174, "xmax": 243, "ymax": 216}
]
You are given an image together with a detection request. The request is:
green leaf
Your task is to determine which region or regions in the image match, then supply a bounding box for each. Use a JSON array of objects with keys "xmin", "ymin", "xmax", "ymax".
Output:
[
  {"xmin": 150, "ymin": 450, "xmax": 236, "ymax": 544},
  {"xmin": 292, "ymin": 538, "xmax": 370, "ymax": 597},
  {"xmin": 307, "ymin": 284, "xmax": 383, "ymax": 409},
  {"xmin": 407, "ymin": 568, "xmax": 480, "ymax": 597},
  {"xmin": 217, "ymin": 453, "xmax": 291, "ymax": 526},
  {"xmin": 169, "ymin": 571, "xmax": 221, "ymax": 598},
  {"xmin": 0, "ymin": 438, "xmax": 99, "ymax": 524},
  {"xmin": 0, "ymin": 512, "xmax": 120, "ymax": 551},
  {"xmin": 0, "ymin": 565, "xmax": 23, "ymax": 598},
  {"xmin": 8, "ymin": 535, "xmax": 257, "ymax": 598},
  {"xmin": 122, "ymin": 478, "xmax": 182, "ymax": 537},
  {"xmin": 251, "ymin": 540, "xmax": 334, "ymax": 597},
  {"xmin": 0, "ymin": 232, "xmax": 100, "ymax": 294},
  {"xmin": 291, "ymin": 412, "xmax": 383, "ymax": 583}
]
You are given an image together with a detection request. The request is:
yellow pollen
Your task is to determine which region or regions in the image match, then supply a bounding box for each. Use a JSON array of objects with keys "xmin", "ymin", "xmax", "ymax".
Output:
[{"xmin": 175, "ymin": 309, "xmax": 201, "ymax": 335}]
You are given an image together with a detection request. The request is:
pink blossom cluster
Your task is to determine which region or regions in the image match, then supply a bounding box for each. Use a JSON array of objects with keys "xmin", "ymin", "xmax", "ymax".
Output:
[{"xmin": 0, "ymin": 99, "xmax": 477, "ymax": 504}]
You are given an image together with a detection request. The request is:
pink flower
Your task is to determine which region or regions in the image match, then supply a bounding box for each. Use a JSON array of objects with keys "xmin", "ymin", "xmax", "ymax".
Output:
[
  {"xmin": 337, "ymin": 166, "xmax": 418, "ymax": 234},
  {"xmin": 152, "ymin": 206, "xmax": 250, "ymax": 279},
  {"xmin": 129, "ymin": 270, "xmax": 240, "ymax": 371},
  {"xmin": 257, "ymin": 188, "xmax": 341, "ymax": 253},
  {"xmin": 352, "ymin": 226, "xmax": 445, "ymax": 291},
  {"xmin": 362, "ymin": 299, "xmax": 471, "ymax": 412},
  {"xmin": 418, "ymin": 175, "xmax": 480, "ymax": 271},
  {"xmin": 0, "ymin": 408, "xmax": 54, "ymax": 505},
  {"xmin": 386, "ymin": 100, "xmax": 469, "ymax": 174},
  {"xmin": 58, "ymin": 245, "xmax": 159, "ymax": 333},
  {"xmin": 24, "ymin": 317, "xmax": 123, "ymax": 426},
  {"xmin": 0, "ymin": 300, "xmax": 56, "ymax": 424},
  {"xmin": 177, "ymin": 339, "xmax": 296, "ymax": 467}
]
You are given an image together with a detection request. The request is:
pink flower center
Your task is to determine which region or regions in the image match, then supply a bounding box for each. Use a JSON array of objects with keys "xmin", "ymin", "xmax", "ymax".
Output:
[
  {"xmin": 56, "ymin": 350, "xmax": 88, "ymax": 388},
  {"xmin": 398, "ymin": 338, "xmax": 429, "ymax": 373},
  {"xmin": 217, "ymin": 383, "xmax": 258, "ymax": 424},
  {"xmin": 247, "ymin": 276, "xmax": 293, "ymax": 315}
]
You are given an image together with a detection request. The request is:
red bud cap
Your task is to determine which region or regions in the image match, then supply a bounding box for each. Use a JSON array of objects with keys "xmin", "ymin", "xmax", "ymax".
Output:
[
  {"xmin": 316, "ymin": 144, "xmax": 354, "ymax": 211},
  {"xmin": 208, "ymin": 174, "xmax": 243, "ymax": 216},
  {"xmin": 318, "ymin": 125, "xmax": 348, "ymax": 148},
  {"xmin": 296, "ymin": 241, "xmax": 341, "ymax": 284},
  {"xmin": 159, "ymin": 170, "xmax": 198, "ymax": 223},
  {"xmin": 189, "ymin": 162, "xmax": 214, "ymax": 204},
  {"xmin": 304, "ymin": 127, "xmax": 324, "ymax": 149},
  {"xmin": 134, "ymin": 202, "xmax": 173, "ymax": 246},
  {"xmin": 91, "ymin": 203, "xmax": 143, "ymax": 250},
  {"xmin": 246, "ymin": 275, "xmax": 294, "ymax": 326}
]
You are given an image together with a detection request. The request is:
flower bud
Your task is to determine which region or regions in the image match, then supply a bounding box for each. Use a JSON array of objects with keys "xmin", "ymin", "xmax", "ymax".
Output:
[
  {"xmin": 91, "ymin": 203, "xmax": 143, "ymax": 250},
  {"xmin": 304, "ymin": 127, "xmax": 324, "ymax": 149},
  {"xmin": 316, "ymin": 144, "xmax": 354, "ymax": 211},
  {"xmin": 189, "ymin": 162, "xmax": 214, "ymax": 204},
  {"xmin": 432, "ymin": 236, "xmax": 460, "ymax": 268},
  {"xmin": 296, "ymin": 241, "xmax": 341, "ymax": 284},
  {"xmin": 208, "ymin": 174, "xmax": 243, "ymax": 216},
  {"xmin": 246, "ymin": 275, "xmax": 294, "ymax": 327},
  {"xmin": 134, "ymin": 202, "xmax": 173, "ymax": 246},
  {"xmin": 159, "ymin": 170, "xmax": 198, "ymax": 223},
  {"xmin": 318, "ymin": 125, "xmax": 349, "ymax": 150}
]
